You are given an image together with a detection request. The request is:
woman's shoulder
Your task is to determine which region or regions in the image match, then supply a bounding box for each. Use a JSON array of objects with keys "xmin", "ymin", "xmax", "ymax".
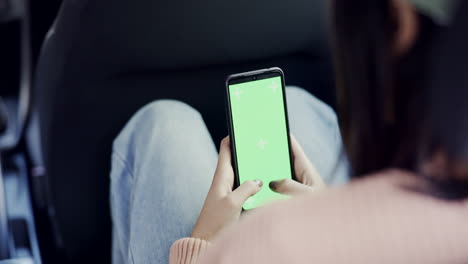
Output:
[
  {"xmin": 275, "ymin": 169, "xmax": 468, "ymax": 236},
  {"xmin": 203, "ymin": 170, "xmax": 468, "ymax": 264}
]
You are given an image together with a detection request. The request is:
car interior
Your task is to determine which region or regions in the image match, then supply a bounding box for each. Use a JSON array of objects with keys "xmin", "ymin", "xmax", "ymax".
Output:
[{"xmin": 0, "ymin": 0, "xmax": 337, "ymax": 263}]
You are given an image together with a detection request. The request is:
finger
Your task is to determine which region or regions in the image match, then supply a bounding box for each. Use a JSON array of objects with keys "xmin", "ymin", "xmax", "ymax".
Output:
[
  {"xmin": 230, "ymin": 180, "xmax": 263, "ymax": 207},
  {"xmin": 212, "ymin": 137, "xmax": 234, "ymax": 192},
  {"xmin": 214, "ymin": 137, "xmax": 233, "ymax": 178},
  {"xmin": 217, "ymin": 136, "xmax": 232, "ymax": 171},
  {"xmin": 269, "ymin": 179, "xmax": 315, "ymax": 196},
  {"xmin": 289, "ymin": 135, "xmax": 313, "ymax": 185},
  {"xmin": 290, "ymin": 134, "xmax": 307, "ymax": 160},
  {"xmin": 290, "ymin": 135, "xmax": 325, "ymax": 187}
]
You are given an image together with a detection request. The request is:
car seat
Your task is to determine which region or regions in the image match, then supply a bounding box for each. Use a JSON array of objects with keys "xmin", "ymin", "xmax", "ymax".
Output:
[{"xmin": 32, "ymin": 0, "xmax": 335, "ymax": 262}]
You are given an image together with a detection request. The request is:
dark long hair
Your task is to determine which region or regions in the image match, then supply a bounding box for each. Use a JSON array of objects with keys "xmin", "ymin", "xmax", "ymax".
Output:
[
  {"xmin": 332, "ymin": 0, "xmax": 468, "ymax": 198},
  {"xmin": 418, "ymin": 0, "xmax": 468, "ymax": 199}
]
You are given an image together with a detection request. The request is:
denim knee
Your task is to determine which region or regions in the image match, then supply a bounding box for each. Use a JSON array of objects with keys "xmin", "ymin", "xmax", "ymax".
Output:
[
  {"xmin": 286, "ymin": 86, "xmax": 339, "ymax": 129},
  {"xmin": 112, "ymin": 100, "xmax": 203, "ymax": 173}
]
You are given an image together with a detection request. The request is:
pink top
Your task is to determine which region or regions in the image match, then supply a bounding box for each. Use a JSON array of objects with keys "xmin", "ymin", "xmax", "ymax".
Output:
[{"xmin": 170, "ymin": 171, "xmax": 468, "ymax": 264}]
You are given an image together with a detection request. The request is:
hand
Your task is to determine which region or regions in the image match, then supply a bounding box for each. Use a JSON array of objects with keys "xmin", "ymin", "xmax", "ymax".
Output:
[
  {"xmin": 191, "ymin": 137, "xmax": 263, "ymax": 241},
  {"xmin": 269, "ymin": 135, "xmax": 326, "ymax": 196}
]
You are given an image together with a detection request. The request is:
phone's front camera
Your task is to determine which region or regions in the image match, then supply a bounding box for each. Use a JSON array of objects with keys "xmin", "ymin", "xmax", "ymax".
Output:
[{"xmin": 252, "ymin": 76, "xmax": 257, "ymax": 80}]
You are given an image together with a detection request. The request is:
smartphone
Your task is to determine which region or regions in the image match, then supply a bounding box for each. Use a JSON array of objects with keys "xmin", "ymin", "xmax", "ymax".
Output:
[{"xmin": 225, "ymin": 67, "xmax": 295, "ymax": 210}]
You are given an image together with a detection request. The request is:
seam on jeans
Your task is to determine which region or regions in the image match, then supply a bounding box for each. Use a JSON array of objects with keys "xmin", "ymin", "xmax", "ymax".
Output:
[
  {"xmin": 113, "ymin": 150, "xmax": 136, "ymax": 180},
  {"xmin": 129, "ymin": 245, "xmax": 136, "ymax": 264},
  {"xmin": 112, "ymin": 150, "xmax": 138, "ymax": 264},
  {"xmin": 111, "ymin": 226, "xmax": 126, "ymax": 264}
]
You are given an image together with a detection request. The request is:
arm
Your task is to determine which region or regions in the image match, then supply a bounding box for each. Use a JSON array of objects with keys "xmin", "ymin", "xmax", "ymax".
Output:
[{"xmin": 199, "ymin": 172, "xmax": 468, "ymax": 264}]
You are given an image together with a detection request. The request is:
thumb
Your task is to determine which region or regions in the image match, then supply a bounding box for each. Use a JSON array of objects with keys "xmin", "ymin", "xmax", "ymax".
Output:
[
  {"xmin": 230, "ymin": 180, "xmax": 263, "ymax": 207},
  {"xmin": 269, "ymin": 179, "xmax": 315, "ymax": 196}
]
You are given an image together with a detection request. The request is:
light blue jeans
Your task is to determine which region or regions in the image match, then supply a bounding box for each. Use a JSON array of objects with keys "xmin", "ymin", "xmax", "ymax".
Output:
[{"xmin": 110, "ymin": 87, "xmax": 349, "ymax": 264}]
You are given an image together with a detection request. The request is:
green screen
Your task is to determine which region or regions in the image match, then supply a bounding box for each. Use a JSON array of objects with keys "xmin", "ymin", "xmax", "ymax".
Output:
[{"xmin": 228, "ymin": 76, "xmax": 292, "ymax": 210}]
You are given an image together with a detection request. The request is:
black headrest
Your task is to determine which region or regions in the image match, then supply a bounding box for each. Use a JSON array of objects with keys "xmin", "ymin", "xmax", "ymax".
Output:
[{"xmin": 45, "ymin": 0, "xmax": 329, "ymax": 78}]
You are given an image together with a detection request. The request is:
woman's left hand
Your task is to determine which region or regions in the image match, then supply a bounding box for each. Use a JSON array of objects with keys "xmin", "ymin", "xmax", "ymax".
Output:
[
  {"xmin": 269, "ymin": 135, "xmax": 326, "ymax": 196},
  {"xmin": 191, "ymin": 137, "xmax": 263, "ymax": 242}
]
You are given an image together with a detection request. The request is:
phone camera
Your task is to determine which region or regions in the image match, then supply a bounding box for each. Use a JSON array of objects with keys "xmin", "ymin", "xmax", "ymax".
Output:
[{"xmin": 252, "ymin": 76, "xmax": 257, "ymax": 80}]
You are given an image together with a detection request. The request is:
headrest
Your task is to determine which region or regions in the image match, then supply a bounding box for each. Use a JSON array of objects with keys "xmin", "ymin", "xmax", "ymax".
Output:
[{"xmin": 47, "ymin": 0, "xmax": 330, "ymax": 78}]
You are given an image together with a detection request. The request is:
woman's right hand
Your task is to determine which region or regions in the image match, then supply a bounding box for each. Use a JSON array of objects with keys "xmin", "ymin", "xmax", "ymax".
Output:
[
  {"xmin": 191, "ymin": 137, "xmax": 262, "ymax": 242},
  {"xmin": 269, "ymin": 135, "xmax": 326, "ymax": 196}
]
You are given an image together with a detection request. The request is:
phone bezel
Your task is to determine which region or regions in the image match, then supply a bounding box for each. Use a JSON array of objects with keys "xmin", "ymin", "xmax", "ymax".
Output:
[{"xmin": 224, "ymin": 67, "xmax": 296, "ymax": 211}]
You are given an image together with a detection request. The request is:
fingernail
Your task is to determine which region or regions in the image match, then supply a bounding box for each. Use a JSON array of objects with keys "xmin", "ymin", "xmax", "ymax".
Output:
[
  {"xmin": 254, "ymin": 180, "xmax": 263, "ymax": 187},
  {"xmin": 269, "ymin": 180, "xmax": 279, "ymax": 191}
]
